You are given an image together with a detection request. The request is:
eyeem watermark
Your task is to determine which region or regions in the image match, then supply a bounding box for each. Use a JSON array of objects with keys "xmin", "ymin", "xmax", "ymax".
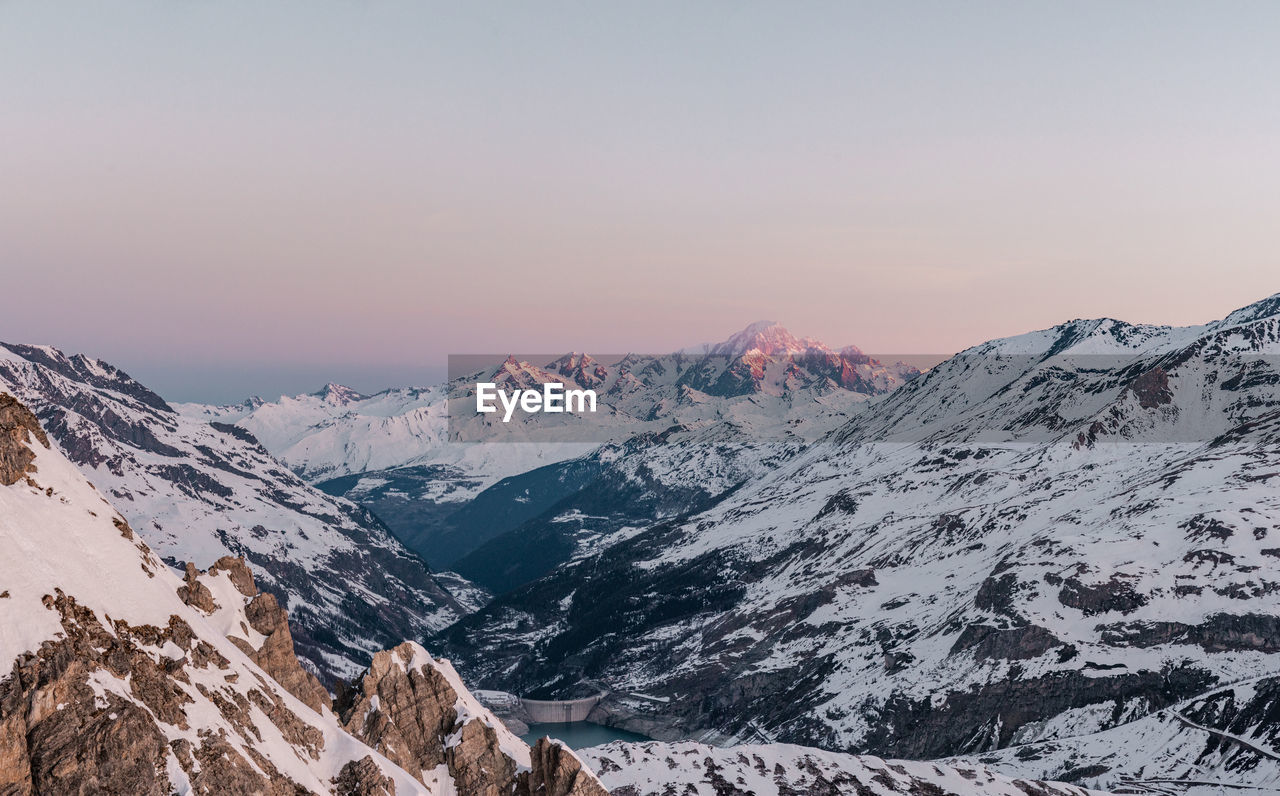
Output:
[{"xmin": 475, "ymin": 382, "xmax": 598, "ymax": 423}]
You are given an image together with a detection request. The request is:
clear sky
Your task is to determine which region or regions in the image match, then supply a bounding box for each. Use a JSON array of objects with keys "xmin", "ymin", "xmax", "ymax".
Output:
[{"xmin": 2, "ymin": 1, "xmax": 1278, "ymax": 401}]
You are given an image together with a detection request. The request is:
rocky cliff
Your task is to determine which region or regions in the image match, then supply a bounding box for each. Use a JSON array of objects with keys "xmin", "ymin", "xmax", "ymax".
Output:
[{"xmin": 177, "ymin": 555, "xmax": 333, "ymax": 714}]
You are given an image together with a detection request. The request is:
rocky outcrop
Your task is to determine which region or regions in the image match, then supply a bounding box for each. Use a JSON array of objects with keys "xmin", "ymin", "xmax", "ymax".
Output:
[
  {"xmin": 338, "ymin": 642, "xmax": 526, "ymax": 796},
  {"xmin": 951, "ymin": 623, "xmax": 1063, "ymax": 661},
  {"xmin": 211, "ymin": 554, "xmax": 259, "ymax": 596},
  {"xmin": 0, "ymin": 393, "xmax": 48, "ymax": 486},
  {"xmin": 179, "ymin": 555, "xmax": 332, "ymax": 714},
  {"xmin": 177, "ymin": 562, "xmax": 218, "ymax": 612},
  {"xmin": 0, "ymin": 592, "xmax": 312, "ymax": 795},
  {"xmin": 1056, "ymin": 577, "xmax": 1148, "ymax": 616},
  {"xmin": 332, "ymin": 756, "xmax": 395, "ymax": 796},
  {"xmin": 241, "ymin": 590, "xmax": 333, "ymax": 714},
  {"xmin": 519, "ymin": 738, "xmax": 610, "ymax": 796},
  {"xmin": 1128, "ymin": 366, "xmax": 1174, "ymax": 409}
]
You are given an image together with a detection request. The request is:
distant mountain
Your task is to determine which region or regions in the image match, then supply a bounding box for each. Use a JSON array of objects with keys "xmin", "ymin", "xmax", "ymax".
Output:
[
  {"xmin": 436, "ymin": 293, "xmax": 1280, "ymax": 793},
  {"xmin": 0, "ymin": 343, "xmax": 474, "ymax": 683},
  {"xmin": 179, "ymin": 382, "xmax": 594, "ymax": 503},
  {"xmin": 181, "ymin": 323, "xmax": 920, "ymax": 574}
]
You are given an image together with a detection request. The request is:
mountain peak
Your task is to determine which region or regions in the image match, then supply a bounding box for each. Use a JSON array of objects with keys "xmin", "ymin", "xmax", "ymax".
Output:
[
  {"xmin": 313, "ymin": 382, "xmax": 367, "ymax": 406},
  {"xmin": 709, "ymin": 321, "xmax": 828, "ymax": 358}
]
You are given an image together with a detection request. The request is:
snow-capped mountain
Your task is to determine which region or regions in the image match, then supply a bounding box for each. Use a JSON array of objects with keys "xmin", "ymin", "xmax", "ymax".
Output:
[
  {"xmin": 436, "ymin": 294, "xmax": 1280, "ymax": 794},
  {"xmin": 181, "ymin": 323, "xmax": 919, "ymax": 572},
  {"xmin": 178, "ymin": 381, "xmax": 594, "ymax": 488},
  {"xmin": 179, "ymin": 383, "xmax": 600, "ymax": 570},
  {"xmin": 0, "ymin": 343, "xmax": 473, "ymax": 683}
]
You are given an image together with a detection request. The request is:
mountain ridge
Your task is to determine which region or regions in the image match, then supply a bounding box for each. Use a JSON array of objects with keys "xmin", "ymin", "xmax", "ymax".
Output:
[{"xmin": 0, "ymin": 343, "xmax": 475, "ymax": 684}]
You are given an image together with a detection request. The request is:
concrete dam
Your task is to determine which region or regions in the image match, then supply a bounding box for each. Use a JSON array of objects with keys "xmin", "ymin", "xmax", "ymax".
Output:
[{"xmin": 520, "ymin": 693, "xmax": 606, "ymax": 724}]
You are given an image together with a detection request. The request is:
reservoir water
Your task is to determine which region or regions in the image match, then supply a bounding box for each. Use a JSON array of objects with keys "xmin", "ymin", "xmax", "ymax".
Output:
[{"xmin": 520, "ymin": 722, "xmax": 650, "ymax": 750}]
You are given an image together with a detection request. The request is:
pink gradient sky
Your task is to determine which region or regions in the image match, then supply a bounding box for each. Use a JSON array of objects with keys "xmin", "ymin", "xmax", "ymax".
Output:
[{"xmin": 2, "ymin": 2, "xmax": 1278, "ymax": 401}]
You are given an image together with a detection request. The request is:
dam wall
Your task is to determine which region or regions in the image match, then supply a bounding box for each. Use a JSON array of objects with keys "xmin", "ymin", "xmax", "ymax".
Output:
[{"xmin": 521, "ymin": 693, "xmax": 605, "ymax": 723}]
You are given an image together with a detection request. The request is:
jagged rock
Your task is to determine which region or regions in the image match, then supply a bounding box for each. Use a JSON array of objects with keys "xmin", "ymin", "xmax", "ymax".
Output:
[
  {"xmin": 333, "ymin": 755, "xmax": 395, "ymax": 796},
  {"xmin": 177, "ymin": 562, "xmax": 218, "ymax": 613},
  {"xmin": 243, "ymin": 591, "xmax": 332, "ymax": 714},
  {"xmin": 0, "ymin": 592, "xmax": 308, "ymax": 795},
  {"xmin": 180, "ymin": 556, "xmax": 332, "ymax": 714},
  {"xmin": 339, "ymin": 642, "xmax": 525, "ymax": 796},
  {"xmin": 210, "ymin": 554, "xmax": 258, "ymax": 597},
  {"xmin": 0, "ymin": 345, "xmax": 472, "ymax": 684},
  {"xmin": 519, "ymin": 738, "xmax": 610, "ymax": 796},
  {"xmin": 0, "ymin": 393, "xmax": 48, "ymax": 486},
  {"xmin": 0, "ymin": 397, "xmax": 466, "ymax": 794}
]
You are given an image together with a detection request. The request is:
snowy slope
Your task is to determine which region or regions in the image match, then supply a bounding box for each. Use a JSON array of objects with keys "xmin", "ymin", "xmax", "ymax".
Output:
[
  {"xmin": 0, "ymin": 344, "xmax": 472, "ymax": 682},
  {"xmin": 968, "ymin": 671, "xmax": 1280, "ymax": 795},
  {"xmin": 0, "ymin": 404, "xmax": 433, "ymax": 794},
  {"xmin": 583, "ymin": 740, "xmax": 1106, "ymax": 796}
]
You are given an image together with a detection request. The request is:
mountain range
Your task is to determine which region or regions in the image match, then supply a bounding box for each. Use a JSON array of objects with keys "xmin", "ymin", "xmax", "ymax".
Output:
[
  {"xmin": 7, "ymin": 299, "xmax": 1280, "ymax": 794},
  {"xmin": 0, "ymin": 386, "xmax": 1095, "ymax": 795},
  {"xmin": 181, "ymin": 323, "xmax": 921, "ymax": 587}
]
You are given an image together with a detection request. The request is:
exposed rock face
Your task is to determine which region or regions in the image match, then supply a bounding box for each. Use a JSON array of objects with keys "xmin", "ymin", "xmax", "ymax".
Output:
[
  {"xmin": 1, "ymin": 592, "xmax": 312, "ymax": 796},
  {"xmin": 0, "ymin": 403, "xmax": 431, "ymax": 795},
  {"xmin": 332, "ymin": 756, "xmax": 395, "ymax": 796},
  {"xmin": 0, "ymin": 397, "xmax": 621, "ymax": 795},
  {"xmin": 339, "ymin": 642, "xmax": 526, "ymax": 796},
  {"xmin": 177, "ymin": 562, "xmax": 218, "ymax": 612},
  {"xmin": 241, "ymin": 590, "xmax": 333, "ymax": 714},
  {"xmin": 519, "ymin": 738, "xmax": 610, "ymax": 796},
  {"xmin": 179, "ymin": 555, "xmax": 333, "ymax": 714},
  {"xmin": 0, "ymin": 393, "xmax": 48, "ymax": 486},
  {"xmin": 211, "ymin": 554, "xmax": 259, "ymax": 597}
]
